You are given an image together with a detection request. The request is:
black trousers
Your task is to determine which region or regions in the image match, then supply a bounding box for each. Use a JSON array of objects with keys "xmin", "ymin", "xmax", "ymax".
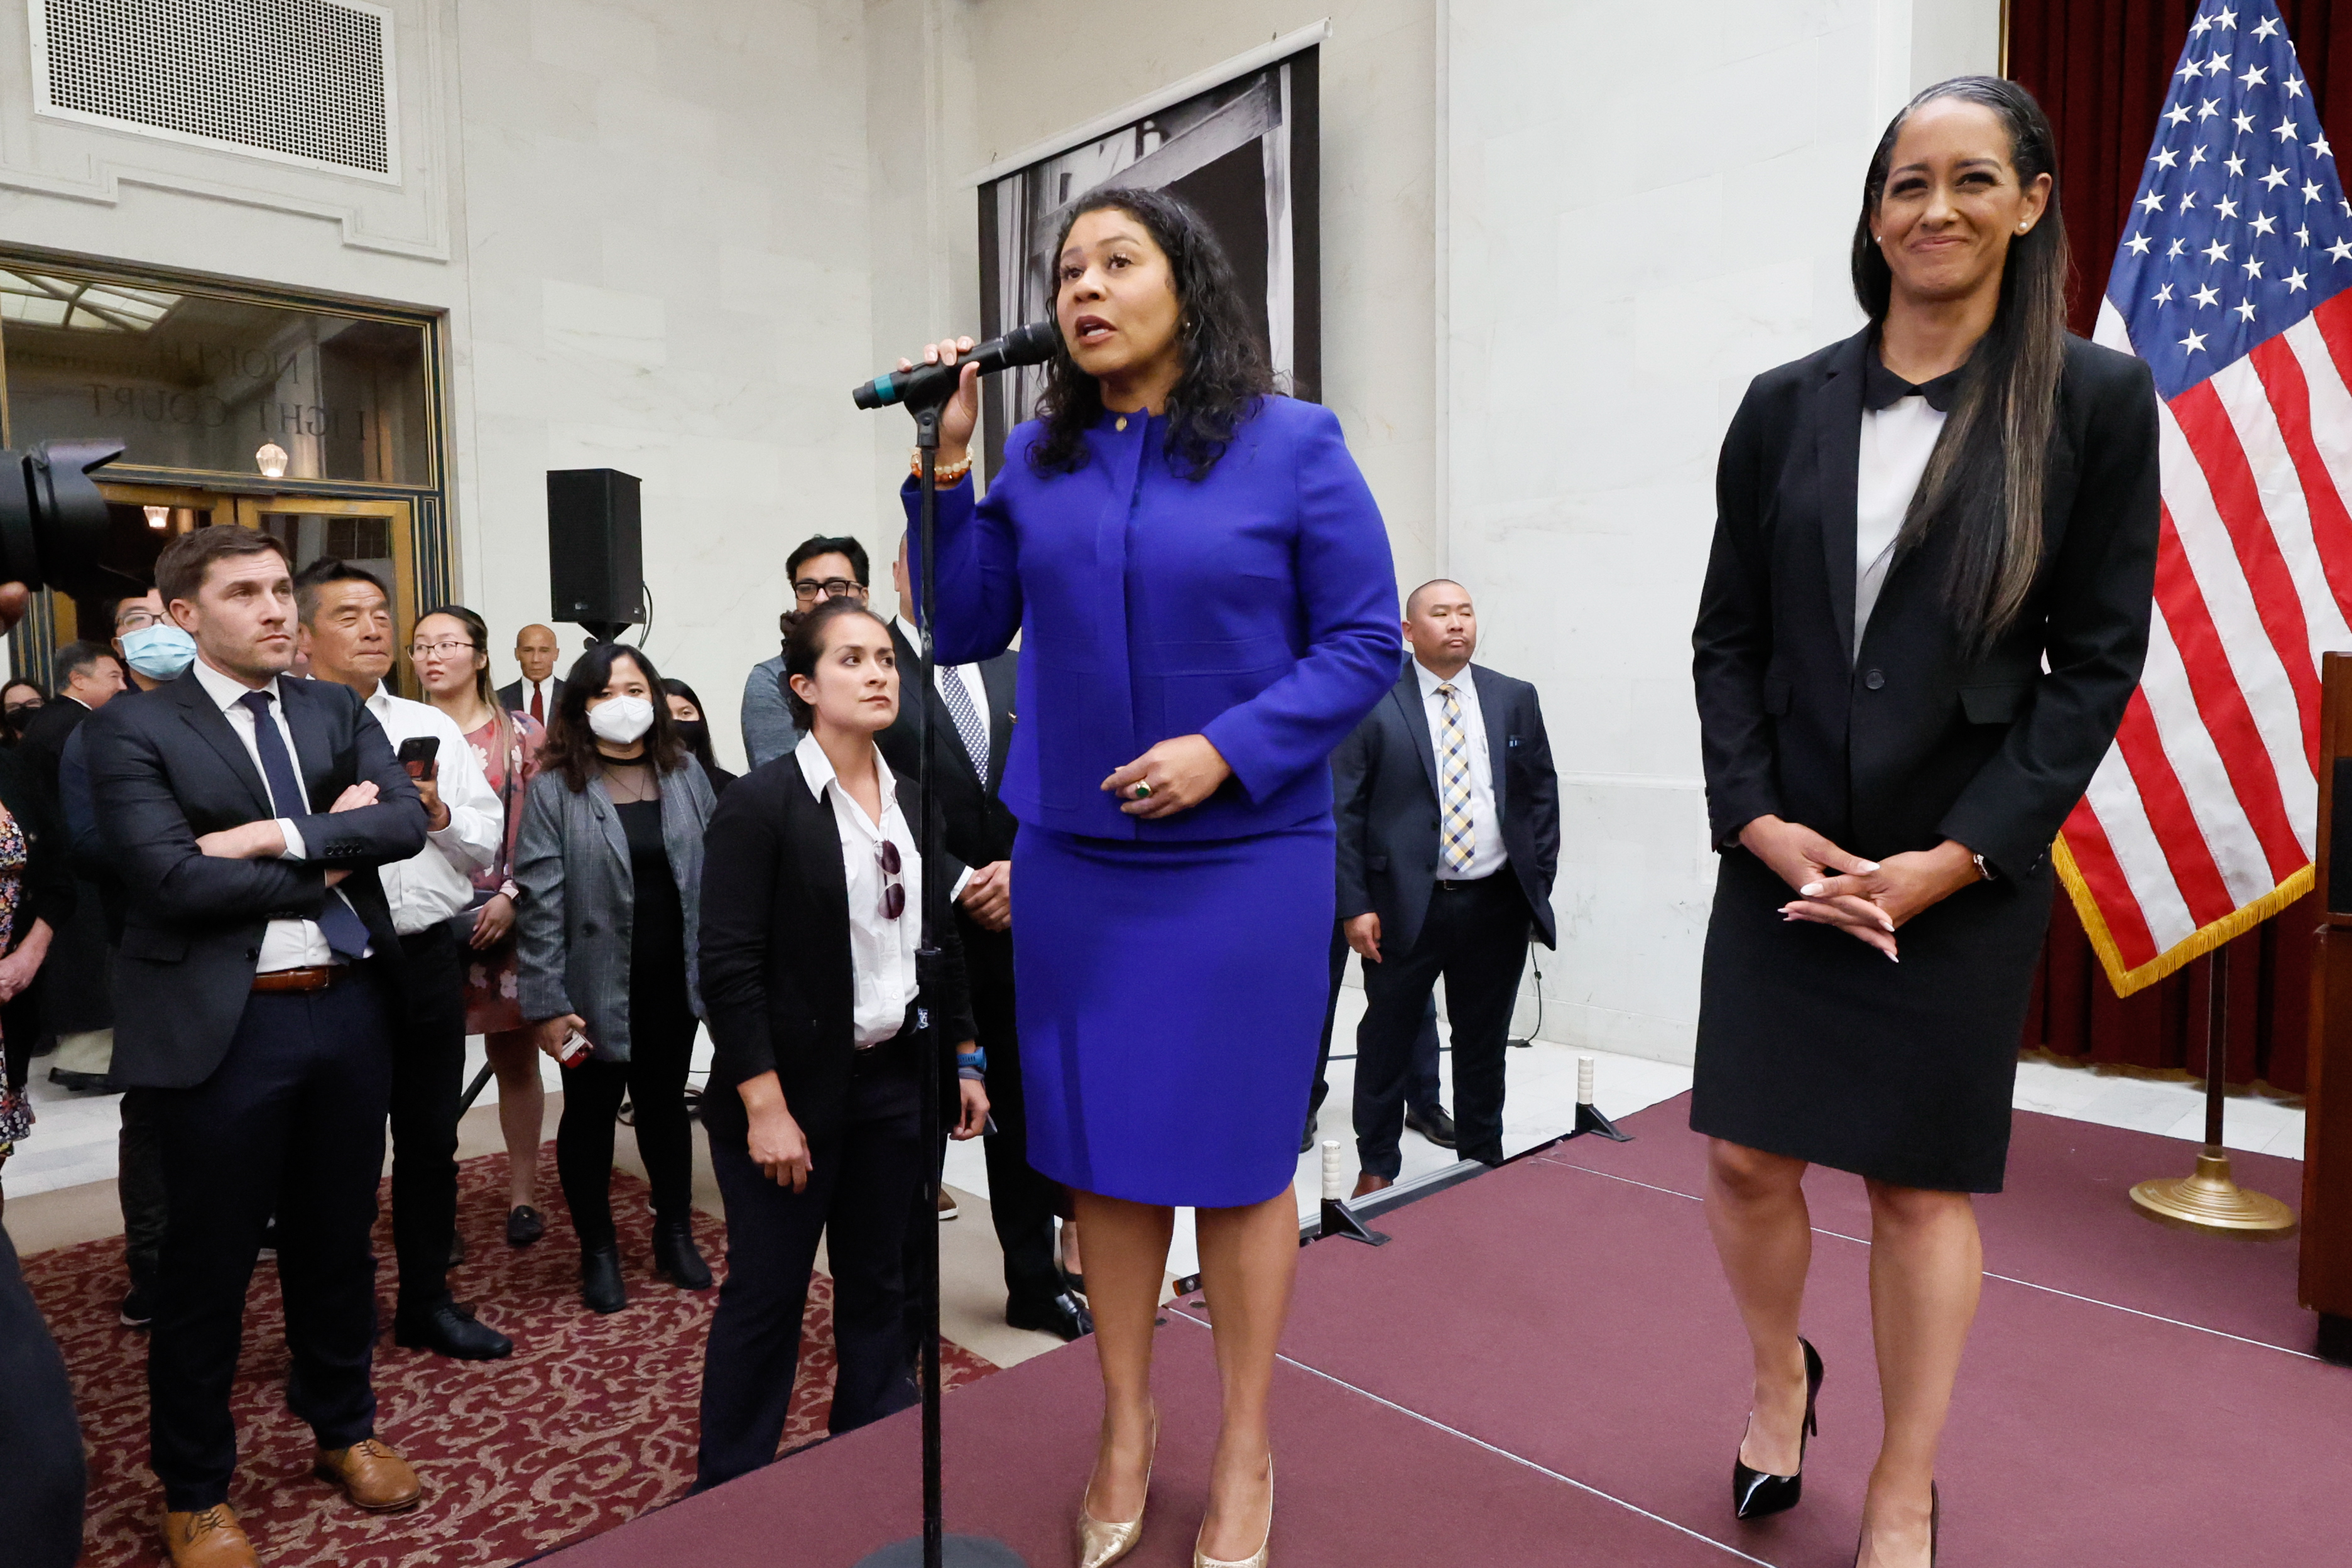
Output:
[
  {"xmin": 1354, "ymin": 875, "xmax": 1530, "ymax": 1178},
  {"xmin": 149, "ymin": 971, "xmax": 394, "ymax": 1511},
  {"xmin": 119, "ymin": 1086, "xmax": 169, "ymax": 1295},
  {"xmin": 1310, "ymin": 920, "xmax": 1440, "ymax": 1124},
  {"xmin": 695, "ymin": 1043, "xmax": 924, "ymax": 1490},
  {"xmin": 389, "ymin": 925, "xmax": 466, "ymax": 1312},
  {"xmin": 556, "ymin": 969, "xmax": 696, "ymax": 1252},
  {"xmin": 0, "ymin": 1225, "xmax": 85, "ymax": 1568},
  {"xmin": 959, "ymin": 915, "xmax": 1062, "ymax": 1309}
]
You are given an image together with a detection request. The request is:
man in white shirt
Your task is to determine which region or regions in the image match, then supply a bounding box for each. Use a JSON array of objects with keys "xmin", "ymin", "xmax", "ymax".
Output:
[
  {"xmin": 1331, "ymin": 580, "xmax": 1560, "ymax": 1194},
  {"xmin": 293, "ymin": 560, "xmax": 510, "ymax": 1363}
]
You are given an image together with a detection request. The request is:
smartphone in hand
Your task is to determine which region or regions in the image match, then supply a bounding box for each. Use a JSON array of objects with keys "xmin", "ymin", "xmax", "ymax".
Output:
[{"xmin": 395, "ymin": 734, "xmax": 440, "ymax": 780}]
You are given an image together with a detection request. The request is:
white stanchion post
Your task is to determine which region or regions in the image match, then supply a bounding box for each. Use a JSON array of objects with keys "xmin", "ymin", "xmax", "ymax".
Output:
[
  {"xmin": 1320, "ymin": 1138, "xmax": 1344, "ymax": 1204},
  {"xmin": 1577, "ymin": 1055, "xmax": 1596, "ymax": 1108}
]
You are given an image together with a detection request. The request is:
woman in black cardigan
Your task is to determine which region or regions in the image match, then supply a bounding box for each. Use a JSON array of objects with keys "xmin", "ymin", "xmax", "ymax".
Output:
[
  {"xmin": 1690, "ymin": 80, "xmax": 2157, "ymax": 1567},
  {"xmin": 694, "ymin": 598, "xmax": 986, "ymax": 1489}
]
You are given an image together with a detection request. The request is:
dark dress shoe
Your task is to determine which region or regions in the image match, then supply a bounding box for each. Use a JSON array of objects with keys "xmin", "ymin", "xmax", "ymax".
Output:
[
  {"xmin": 47, "ymin": 1067, "xmax": 114, "ymax": 1093},
  {"xmin": 1352, "ymin": 1171, "xmax": 1393, "ymax": 1199},
  {"xmin": 1300, "ymin": 1118, "xmax": 1317, "ymax": 1153},
  {"xmin": 1405, "ymin": 1103, "xmax": 1457, "ymax": 1148},
  {"xmin": 1006, "ymin": 1290, "xmax": 1094, "ymax": 1341},
  {"xmin": 580, "ymin": 1245, "xmax": 628, "ymax": 1314},
  {"xmin": 394, "ymin": 1301, "xmax": 513, "ymax": 1361},
  {"xmin": 651, "ymin": 1217, "xmax": 714, "ymax": 1290},
  {"xmin": 506, "ymin": 1205, "xmax": 545, "ymax": 1248},
  {"xmin": 1734, "ymin": 1337, "xmax": 1824, "ymax": 1520}
]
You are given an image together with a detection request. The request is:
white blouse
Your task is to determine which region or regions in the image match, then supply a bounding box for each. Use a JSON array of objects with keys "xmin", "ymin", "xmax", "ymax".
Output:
[
  {"xmin": 1853, "ymin": 393, "xmax": 1946, "ymax": 660},
  {"xmin": 794, "ymin": 732, "xmax": 922, "ymax": 1049}
]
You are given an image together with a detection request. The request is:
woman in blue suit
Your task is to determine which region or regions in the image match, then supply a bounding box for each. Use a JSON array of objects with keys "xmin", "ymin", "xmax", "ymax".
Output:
[{"xmin": 903, "ymin": 188, "xmax": 1397, "ymax": 1568}]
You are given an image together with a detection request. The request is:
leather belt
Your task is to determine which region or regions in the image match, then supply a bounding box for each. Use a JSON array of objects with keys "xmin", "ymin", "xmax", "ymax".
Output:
[
  {"xmin": 251, "ymin": 966, "xmax": 349, "ymax": 994},
  {"xmin": 1434, "ymin": 873, "xmax": 1502, "ymax": 893}
]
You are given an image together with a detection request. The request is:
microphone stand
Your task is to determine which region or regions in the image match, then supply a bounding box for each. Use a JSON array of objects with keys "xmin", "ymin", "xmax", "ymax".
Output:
[{"xmin": 854, "ymin": 401, "xmax": 1026, "ymax": 1568}]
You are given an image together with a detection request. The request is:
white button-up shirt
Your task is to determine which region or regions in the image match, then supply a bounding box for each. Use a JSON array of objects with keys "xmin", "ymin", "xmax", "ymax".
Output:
[
  {"xmin": 1416, "ymin": 659, "xmax": 1509, "ymax": 881},
  {"xmin": 796, "ymin": 731, "xmax": 922, "ymax": 1048},
  {"xmin": 188, "ymin": 656, "xmax": 337, "ymax": 971},
  {"xmin": 1854, "ymin": 395, "xmax": 1946, "ymax": 659},
  {"xmin": 359, "ymin": 685, "xmax": 501, "ymax": 935}
]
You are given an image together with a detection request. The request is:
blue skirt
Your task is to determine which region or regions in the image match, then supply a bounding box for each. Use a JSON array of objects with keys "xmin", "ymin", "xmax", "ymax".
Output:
[{"xmin": 1011, "ymin": 823, "xmax": 1335, "ymax": 1209}]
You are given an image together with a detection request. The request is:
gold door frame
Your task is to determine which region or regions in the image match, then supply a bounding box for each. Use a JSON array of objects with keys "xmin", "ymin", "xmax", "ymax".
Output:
[{"xmin": 235, "ymin": 494, "xmax": 421, "ymax": 699}]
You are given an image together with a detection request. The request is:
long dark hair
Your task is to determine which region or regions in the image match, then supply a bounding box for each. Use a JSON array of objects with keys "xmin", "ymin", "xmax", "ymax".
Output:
[
  {"xmin": 661, "ymin": 677, "xmax": 722, "ymax": 776},
  {"xmin": 1027, "ymin": 185, "xmax": 1275, "ymax": 481},
  {"xmin": 536, "ymin": 640, "xmax": 688, "ymax": 792},
  {"xmin": 415, "ymin": 603, "xmax": 514, "ymax": 765},
  {"xmin": 1852, "ymin": 75, "xmax": 2069, "ymax": 656}
]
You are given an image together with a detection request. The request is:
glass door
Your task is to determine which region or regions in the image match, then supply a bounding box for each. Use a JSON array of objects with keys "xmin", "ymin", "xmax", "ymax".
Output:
[{"xmin": 234, "ymin": 494, "xmax": 420, "ymax": 697}]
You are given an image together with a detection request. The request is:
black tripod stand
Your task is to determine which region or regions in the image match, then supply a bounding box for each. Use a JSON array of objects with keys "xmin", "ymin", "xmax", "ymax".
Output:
[{"xmin": 852, "ymin": 401, "xmax": 1028, "ymax": 1568}]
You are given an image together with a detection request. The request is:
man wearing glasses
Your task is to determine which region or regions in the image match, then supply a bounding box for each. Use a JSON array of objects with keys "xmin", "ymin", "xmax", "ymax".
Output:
[{"xmin": 740, "ymin": 535, "xmax": 871, "ymax": 770}]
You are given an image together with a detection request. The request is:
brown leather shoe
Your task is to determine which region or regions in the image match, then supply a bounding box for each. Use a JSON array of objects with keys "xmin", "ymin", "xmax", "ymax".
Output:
[
  {"xmin": 163, "ymin": 1504, "xmax": 259, "ymax": 1568},
  {"xmin": 313, "ymin": 1438, "xmax": 422, "ymax": 1512},
  {"xmin": 1351, "ymin": 1172, "xmax": 1393, "ymax": 1199}
]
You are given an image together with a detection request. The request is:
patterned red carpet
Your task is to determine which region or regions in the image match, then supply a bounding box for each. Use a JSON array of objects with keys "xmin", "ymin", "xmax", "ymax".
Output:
[{"xmin": 20, "ymin": 1146, "xmax": 997, "ymax": 1567}]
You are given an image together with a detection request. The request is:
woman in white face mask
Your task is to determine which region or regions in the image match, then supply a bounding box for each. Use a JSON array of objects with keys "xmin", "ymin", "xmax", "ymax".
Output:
[{"xmin": 513, "ymin": 639, "xmax": 718, "ymax": 1314}]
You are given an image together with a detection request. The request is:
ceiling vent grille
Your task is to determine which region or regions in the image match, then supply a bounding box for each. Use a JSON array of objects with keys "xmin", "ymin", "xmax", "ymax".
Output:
[{"xmin": 31, "ymin": 0, "xmax": 399, "ymax": 182}]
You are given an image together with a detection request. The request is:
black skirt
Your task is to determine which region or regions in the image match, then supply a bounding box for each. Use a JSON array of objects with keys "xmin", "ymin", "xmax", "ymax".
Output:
[{"xmin": 1689, "ymin": 846, "xmax": 2055, "ymax": 1193}]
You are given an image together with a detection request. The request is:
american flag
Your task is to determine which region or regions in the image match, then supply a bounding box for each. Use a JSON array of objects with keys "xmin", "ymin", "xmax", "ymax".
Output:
[{"xmin": 2070, "ymin": 0, "xmax": 2352, "ymax": 993}]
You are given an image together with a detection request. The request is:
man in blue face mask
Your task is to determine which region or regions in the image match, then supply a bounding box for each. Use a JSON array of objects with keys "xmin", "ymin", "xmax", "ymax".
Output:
[{"xmin": 115, "ymin": 587, "xmax": 199, "ymax": 690}]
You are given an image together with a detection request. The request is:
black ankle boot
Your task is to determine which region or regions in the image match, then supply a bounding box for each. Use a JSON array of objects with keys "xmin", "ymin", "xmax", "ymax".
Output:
[
  {"xmin": 580, "ymin": 1244, "xmax": 627, "ymax": 1314},
  {"xmin": 652, "ymin": 1217, "xmax": 713, "ymax": 1290}
]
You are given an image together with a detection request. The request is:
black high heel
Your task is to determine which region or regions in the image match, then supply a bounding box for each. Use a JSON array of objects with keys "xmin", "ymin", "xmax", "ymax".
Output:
[{"xmin": 1731, "ymin": 1336, "xmax": 1823, "ymax": 1520}]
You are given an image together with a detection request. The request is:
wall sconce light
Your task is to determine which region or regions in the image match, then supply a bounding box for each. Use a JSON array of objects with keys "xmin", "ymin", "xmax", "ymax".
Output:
[
  {"xmin": 255, "ymin": 443, "xmax": 290, "ymax": 479},
  {"xmin": 143, "ymin": 505, "xmax": 170, "ymax": 530}
]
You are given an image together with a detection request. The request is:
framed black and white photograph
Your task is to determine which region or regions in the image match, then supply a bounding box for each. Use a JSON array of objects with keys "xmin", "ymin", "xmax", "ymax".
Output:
[{"xmin": 974, "ymin": 46, "xmax": 1320, "ymax": 476}]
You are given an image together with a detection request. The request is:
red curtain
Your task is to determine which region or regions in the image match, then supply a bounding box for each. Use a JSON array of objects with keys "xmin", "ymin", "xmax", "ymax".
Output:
[{"xmin": 2002, "ymin": 0, "xmax": 2352, "ymax": 1092}]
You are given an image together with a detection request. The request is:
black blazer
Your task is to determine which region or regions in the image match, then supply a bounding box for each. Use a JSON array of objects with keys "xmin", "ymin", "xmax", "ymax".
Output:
[
  {"xmin": 697, "ymin": 748, "xmax": 977, "ymax": 1148},
  {"xmin": 497, "ymin": 676, "xmax": 565, "ymax": 715},
  {"xmin": 14, "ymin": 697, "xmax": 89, "ymax": 805},
  {"xmin": 1332, "ymin": 663, "xmax": 1560, "ymax": 957},
  {"xmin": 1692, "ymin": 330, "xmax": 2160, "ymax": 878},
  {"xmin": 84, "ymin": 670, "xmax": 429, "ymax": 1089},
  {"xmin": 876, "ymin": 621, "xmax": 1020, "ymax": 873}
]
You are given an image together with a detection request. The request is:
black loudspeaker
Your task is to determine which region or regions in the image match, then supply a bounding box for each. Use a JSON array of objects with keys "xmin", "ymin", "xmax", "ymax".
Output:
[{"xmin": 547, "ymin": 468, "xmax": 643, "ymax": 640}]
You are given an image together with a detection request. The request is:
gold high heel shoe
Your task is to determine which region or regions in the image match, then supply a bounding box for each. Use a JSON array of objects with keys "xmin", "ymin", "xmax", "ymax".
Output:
[
  {"xmin": 1077, "ymin": 1406, "xmax": 1158, "ymax": 1568},
  {"xmin": 1192, "ymin": 1456, "xmax": 1273, "ymax": 1568}
]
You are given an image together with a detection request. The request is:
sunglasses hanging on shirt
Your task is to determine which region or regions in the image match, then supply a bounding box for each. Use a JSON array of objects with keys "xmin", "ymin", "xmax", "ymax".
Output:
[{"xmin": 877, "ymin": 841, "xmax": 905, "ymax": 920}]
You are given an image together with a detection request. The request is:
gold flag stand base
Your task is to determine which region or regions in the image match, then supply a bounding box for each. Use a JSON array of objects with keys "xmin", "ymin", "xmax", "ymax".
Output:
[{"xmin": 2131, "ymin": 1146, "xmax": 2297, "ymax": 1235}]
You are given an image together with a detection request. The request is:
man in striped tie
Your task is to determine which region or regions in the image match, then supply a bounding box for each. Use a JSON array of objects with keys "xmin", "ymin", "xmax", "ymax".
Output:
[{"xmin": 1332, "ymin": 580, "xmax": 1560, "ymax": 1194}]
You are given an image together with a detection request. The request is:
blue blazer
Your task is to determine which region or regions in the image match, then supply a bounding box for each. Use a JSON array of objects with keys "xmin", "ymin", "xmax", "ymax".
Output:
[{"xmin": 908, "ymin": 396, "xmax": 1401, "ymax": 841}]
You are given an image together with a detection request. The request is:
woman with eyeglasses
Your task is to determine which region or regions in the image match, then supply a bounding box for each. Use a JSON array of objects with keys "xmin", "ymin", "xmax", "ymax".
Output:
[
  {"xmin": 515, "ymin": 640, "xmax": 717, "ymax": 1312},
  {"xmin": 0, "ymin": 681, "xmax": 45, "ymax": 747},
  {"xmin": 693, "ymin": 597, "xmax": 987, "ymax": 1488},
  {"xmin": 410, "ymin": 606, "xmax": 553, "ymax": 1246}
]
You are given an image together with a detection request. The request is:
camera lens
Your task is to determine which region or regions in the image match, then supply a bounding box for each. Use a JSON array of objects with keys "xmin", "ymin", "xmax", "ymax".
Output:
[{"xmin": 0, "ymin": 440, "xmax": 124, "ymax": 599}]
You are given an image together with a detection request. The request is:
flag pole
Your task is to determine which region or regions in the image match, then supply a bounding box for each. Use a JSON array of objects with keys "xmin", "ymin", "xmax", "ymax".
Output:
[{"xmin": 2129, "ymin": 949, "xmax": 2295, "ymax": 1235}]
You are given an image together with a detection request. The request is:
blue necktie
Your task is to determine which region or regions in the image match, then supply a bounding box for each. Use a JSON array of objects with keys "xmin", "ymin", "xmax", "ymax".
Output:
[
  {"xmin": 237, "ymin": 689, "xmax": 371, "ymax": 961},
  {"xmin": 938, "ymin": 665, "xmax": 990, "ymax": 781}
]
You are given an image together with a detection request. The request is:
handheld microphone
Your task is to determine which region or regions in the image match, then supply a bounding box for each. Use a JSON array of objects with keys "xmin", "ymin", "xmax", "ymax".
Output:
[{"xmin": 852, "ymin": 322, "xmax": 1059, "ymax": 411}]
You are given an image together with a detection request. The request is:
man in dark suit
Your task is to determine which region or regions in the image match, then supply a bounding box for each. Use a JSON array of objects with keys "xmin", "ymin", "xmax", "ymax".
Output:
[
  {"xmin": 19, "ymin": 639, "xmax": 128, "ymax": 1091},
  {"xmin": 1334, "ymin": 579, "xmax": 1559, "ymax": 1194},
  {"xmin": 85, "ymin": 526, "xmax": 432, "ymax": 1568},
  {"xmin": 494, "ymin": 622, "xmax": 565, "ymax": 723},
  {"xmin": 883, "ymin": 533, "xmax": 1089, "ymax": 1343}
]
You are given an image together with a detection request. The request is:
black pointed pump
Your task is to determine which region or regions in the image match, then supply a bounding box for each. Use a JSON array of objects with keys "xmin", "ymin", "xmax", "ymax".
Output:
[{"xmin": 1732, "ymin": 1337, "xmax": 1824, "ymax": 1520}]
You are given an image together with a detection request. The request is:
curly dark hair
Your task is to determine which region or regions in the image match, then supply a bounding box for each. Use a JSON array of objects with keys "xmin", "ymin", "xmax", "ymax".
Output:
[{"xmin": 1026, "ymin": 185, "xmax": 1274, "ymax": 481}]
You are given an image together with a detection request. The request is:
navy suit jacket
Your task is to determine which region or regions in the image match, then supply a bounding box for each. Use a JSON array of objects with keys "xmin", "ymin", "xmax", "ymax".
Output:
[
  {"xmin": 1332, "ymin": 664, "xmax": 1560, "ymax": 957},
  {"xmin": 84, "ymin": 668, "xmax": 428, "ymax": 1089},
  {"xmin": 876, "ymin": 620, "xmax": 1021, "ymax": 873},
  {"xmin": 910, "ymin": 396, "xmax": 1400, "ymax": 840}
]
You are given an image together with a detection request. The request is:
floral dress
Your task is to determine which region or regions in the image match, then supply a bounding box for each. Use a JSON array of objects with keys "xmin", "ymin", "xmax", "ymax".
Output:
[
  {"xmin": 461, "ymin": 710, "xmax": 543, "ymax": 1036},
  {"xmin": 0, "ymin": 804, "xmax": 33, "ymax": 1166}
]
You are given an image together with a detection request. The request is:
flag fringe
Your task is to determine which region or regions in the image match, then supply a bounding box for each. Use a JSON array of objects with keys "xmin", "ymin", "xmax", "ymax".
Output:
[{"xmin": 2052, "ymin": 833, "xmax": 2314, "ymax": 999}]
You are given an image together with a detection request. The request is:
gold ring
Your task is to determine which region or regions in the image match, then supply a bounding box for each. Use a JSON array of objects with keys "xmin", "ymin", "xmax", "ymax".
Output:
[{"xmin": 1132, "ymin": 782, "xmax": 1152, "ymax": 800}]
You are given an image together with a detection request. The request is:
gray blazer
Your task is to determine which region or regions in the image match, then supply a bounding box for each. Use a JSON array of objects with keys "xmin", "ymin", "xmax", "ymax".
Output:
[{"xmin": 514, "ymin": 761, "xmax": 714, "ymax": 1062}]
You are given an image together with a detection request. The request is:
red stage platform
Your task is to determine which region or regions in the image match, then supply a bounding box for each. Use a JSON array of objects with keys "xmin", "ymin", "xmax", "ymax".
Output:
[{"xmin": 544, "ymin": 1096, "xmax": 2348, "ymax": 1567}]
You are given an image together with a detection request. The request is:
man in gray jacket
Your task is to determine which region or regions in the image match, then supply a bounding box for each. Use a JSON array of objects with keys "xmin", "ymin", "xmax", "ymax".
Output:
[{"xmin": 741, "ymin": 535, "xmax": 870, "ymax": 768}]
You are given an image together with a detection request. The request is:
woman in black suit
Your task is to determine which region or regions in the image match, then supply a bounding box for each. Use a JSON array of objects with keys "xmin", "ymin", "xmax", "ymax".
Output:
[
  {"xmin": 693, "ymin": 598, "xmax": 988, "ymax": 1488},
  {"xmin": 1690, "ymin": 79, "xmax": 2158, "ymax": 1567}
]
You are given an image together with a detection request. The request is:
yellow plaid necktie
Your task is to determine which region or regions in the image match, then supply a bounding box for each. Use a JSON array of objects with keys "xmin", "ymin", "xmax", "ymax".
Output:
[{"xmin": 1437, "ymin": 683, "xmax": 1474, "ymax": 874}]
